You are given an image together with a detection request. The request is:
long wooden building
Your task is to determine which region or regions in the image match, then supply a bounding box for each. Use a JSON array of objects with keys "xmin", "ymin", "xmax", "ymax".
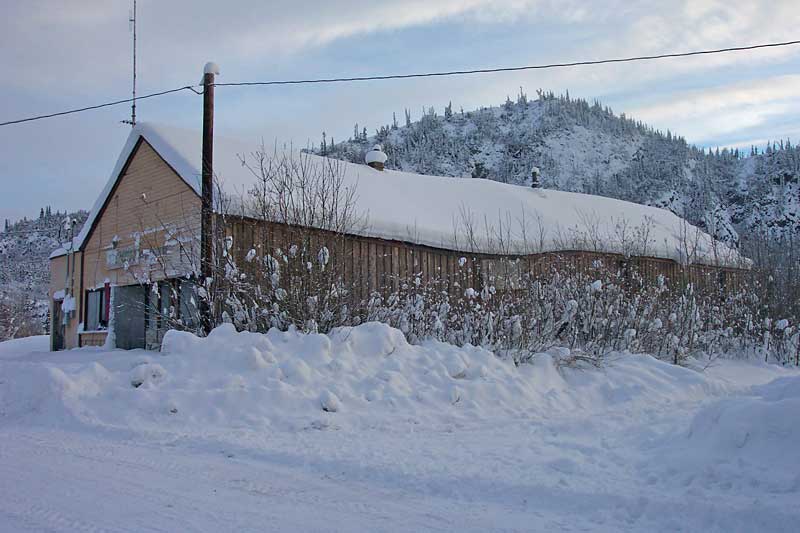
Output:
[{"xmin": 49, "ymin": 123, "xmax": 747, "ymax": 351}]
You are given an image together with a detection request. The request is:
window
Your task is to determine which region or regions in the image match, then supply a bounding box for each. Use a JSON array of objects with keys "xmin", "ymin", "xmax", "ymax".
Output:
[
  {"xmin": 179, "ymin": 280, "xmax": 199, "ymax": 329},
  {"xmin": 85, "ymin": 288, "xmax": 108, "ymax": 331}
]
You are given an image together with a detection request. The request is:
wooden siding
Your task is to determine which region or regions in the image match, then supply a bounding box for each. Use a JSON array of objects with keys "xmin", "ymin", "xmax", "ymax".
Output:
[
  {"xmin": 79, "ymin": 332, "xmax": 107, "ymax": 347},
  {"xmin": 49, "ymin": 252, "xmax": 83, "ymax": 350},
  {"xmin": 81, "ymin": 139, "xmax": 201, "ymax": 292},
  {"xmin": 224, "ymin": 217, "xmax": 746, "ymax": 301}
]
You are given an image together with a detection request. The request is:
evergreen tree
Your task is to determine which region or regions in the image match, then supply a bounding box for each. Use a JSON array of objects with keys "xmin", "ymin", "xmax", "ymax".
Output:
[
  {"xmin": 517, "ymin": 87, "xmax": 527, "ymax": 106},
  {"xmin": 309, "ymin": 90, "xmax": 800, "ymax": 244}
]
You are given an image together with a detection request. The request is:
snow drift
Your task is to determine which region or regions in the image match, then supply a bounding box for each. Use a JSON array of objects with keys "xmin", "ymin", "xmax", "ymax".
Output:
[
  {"xmin": 0, "ymin": 322, "xmax": 779, "ymax": 438},
  {"xmin": 641, "ymin": 375, "xmax": 800, "ymax": 496}
]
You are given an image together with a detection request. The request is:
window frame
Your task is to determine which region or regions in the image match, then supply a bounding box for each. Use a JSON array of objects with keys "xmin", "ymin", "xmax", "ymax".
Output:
[{"xmin": 84, "ymin": 287, "xmax": 108, "ymax": 331}]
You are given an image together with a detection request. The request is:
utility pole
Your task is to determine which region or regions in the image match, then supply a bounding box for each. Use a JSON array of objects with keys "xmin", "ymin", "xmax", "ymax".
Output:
[{"xmin": 200, "ymin": 62, "xmax": 219, "ymax": 332}]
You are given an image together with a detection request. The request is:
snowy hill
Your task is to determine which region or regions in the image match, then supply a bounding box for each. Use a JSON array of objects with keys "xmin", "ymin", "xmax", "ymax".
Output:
[
  {"xmin": 318, "ymin": 91, "xmax": 800, "ymax": 245},
  {"xmin": 0, "ymin": 208, "xmax": 88, "ymax": 339}
]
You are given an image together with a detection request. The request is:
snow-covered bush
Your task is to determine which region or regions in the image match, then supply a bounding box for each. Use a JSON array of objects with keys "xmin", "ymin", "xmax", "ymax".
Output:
[
  {"xmin": 208, "ymin": 149, "xmax": 365, "ymax": 335},
  {"xmin": 357, "ymin": 260, "xmax": 784, "ymax": 366},
  {"xmin": 211, "ymin": 237, "xmax": 795, "ymax": 367}
]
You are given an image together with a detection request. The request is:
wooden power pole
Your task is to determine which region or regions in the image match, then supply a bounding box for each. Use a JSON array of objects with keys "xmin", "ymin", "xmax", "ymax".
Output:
[{"xmin": 200, "ymin": 62, "xmax": 219, "ymax": 331}]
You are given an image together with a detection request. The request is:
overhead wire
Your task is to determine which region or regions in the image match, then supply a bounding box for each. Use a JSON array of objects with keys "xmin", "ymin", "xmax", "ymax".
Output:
[
  {"xmin": 0, "ymin": 86, "xmax": 197, "ymax": 127},
  {"xmin": 215, "ymin": 39, "xmax": 800, "ymax": 87},
  {"xmin": 1, "ymin": 39, "xmax": 799, "ymax": 128}
]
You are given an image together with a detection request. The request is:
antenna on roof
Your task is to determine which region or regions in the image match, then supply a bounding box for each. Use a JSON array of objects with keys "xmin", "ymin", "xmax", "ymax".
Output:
[{"xmin": 122, "ymin": 0, "xmax": 137, "ymax": 127}]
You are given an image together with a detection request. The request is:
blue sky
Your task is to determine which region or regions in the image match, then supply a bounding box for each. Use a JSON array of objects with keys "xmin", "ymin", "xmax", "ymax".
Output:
[{"xmin": 1, "ymin": 0, "xmax": 799, "ymax": 222}]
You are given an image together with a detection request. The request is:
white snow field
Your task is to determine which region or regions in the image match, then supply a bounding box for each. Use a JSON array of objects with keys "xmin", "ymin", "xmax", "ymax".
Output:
[{"xmin": 1, "ymin": 325, "xmax": 798, "ymax": 532}]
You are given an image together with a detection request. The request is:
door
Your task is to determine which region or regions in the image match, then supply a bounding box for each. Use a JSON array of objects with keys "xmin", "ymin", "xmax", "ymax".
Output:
[
  {"xmin": 51, "ymin": 300, "xmax": 64, "ymax": 351},
  {"xmin": 114, "ymin": 285, "xmax": 146, "ymax": 349}
]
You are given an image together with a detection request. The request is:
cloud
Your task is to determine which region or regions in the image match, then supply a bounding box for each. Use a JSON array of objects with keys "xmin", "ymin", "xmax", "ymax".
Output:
[
  {"xmin": 2, "ymin": 0, "xmax": 800, "ymax": 221},
  {"xmin": 628, "ymin": 75, "xmax": 800, "ymax": 141},
  {"xmin": 0, "ymin": 0, "xmax": 539, "ymax": 93}
]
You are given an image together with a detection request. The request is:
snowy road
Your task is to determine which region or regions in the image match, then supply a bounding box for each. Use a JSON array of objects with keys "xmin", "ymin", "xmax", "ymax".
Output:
[
  {"xmin": 1, "ymin": 406, "xmax": 797, "ymax": 533},
  {"xmin": 3, "ymin": 429, "xmax": 494, "ymax": 532},
  {"xmin": 0, "ymin": 427, "xmax": 589, "ymax": 533}
]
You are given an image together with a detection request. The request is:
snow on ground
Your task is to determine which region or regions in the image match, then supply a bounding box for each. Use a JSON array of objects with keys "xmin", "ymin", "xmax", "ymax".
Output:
[
  {"xmin": 0, "ymin": 324, "xmax": 798, "ymax": 532},
  {"xmin": 0, "ymin": 335, "xmax": 48, "ymax": 359}
]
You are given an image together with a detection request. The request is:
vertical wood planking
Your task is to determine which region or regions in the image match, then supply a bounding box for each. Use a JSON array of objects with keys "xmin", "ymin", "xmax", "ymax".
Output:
[
  {"xmin": 391, "ymin": 245, "xmax": 400, "ymax": 293},
  {"xmin": 368, "ymin": 242, "xmax": 377, "ymax": 292}
]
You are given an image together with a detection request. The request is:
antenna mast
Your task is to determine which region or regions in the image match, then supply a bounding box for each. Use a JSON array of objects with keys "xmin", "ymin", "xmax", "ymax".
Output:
[{"xmin": 125, "ymin": 0, "xmax": 137, "ymax": 126}]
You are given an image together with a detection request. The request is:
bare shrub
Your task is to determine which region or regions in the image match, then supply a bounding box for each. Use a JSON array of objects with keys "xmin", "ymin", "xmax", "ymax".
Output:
[{"xmin": 211, "ymin": 149, "xmax": 366, "ymax": 333}]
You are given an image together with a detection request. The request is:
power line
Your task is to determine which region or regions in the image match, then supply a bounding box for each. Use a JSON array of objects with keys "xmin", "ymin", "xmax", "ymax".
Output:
[
  {"xmin": 215, "ymin": 39, "xmax": 800, "ymax": 87},
  {"xmin": 2, "ymin": 38, "xmax": 799, "ymax": 128},
  {"xmin": 0, "ymin": 86, "xmax": 198, "ymax": 127}
]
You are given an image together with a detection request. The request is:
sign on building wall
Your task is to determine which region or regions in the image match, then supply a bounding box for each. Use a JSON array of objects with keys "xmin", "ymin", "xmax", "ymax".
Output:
[{"xmin": 106, "ymin": 244, "xmax": 170, "ymax": 270}]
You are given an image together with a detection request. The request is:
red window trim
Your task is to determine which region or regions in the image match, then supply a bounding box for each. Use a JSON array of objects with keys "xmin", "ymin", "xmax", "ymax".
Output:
[{"xmin": 104, "ymin": 282, "xmax": 111, "ymax": 323}]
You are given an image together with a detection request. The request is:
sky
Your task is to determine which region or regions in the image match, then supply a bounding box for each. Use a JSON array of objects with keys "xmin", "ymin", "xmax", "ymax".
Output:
[{"xmin": 1, "ymin": 0, "xmax": 799, "ymax": 222}]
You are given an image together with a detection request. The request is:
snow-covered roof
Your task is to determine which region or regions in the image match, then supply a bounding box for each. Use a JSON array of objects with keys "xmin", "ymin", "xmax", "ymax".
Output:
[
  {"xmin": 54, "ymin": 122, "xmax": 745, "ymax": 267},
  {"xmin": 49, "ymin": 238, "xmax": 80, "ymax": 260}
]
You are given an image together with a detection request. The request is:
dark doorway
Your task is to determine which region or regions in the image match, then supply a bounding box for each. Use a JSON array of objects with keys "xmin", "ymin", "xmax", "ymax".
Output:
[
  {"xmin": 114, "ymin": 285, "xmax": 146, "ymax": 349},
  {"xmin": 52, "ymin": 300, "xmax": 64, "ymax": 351}
]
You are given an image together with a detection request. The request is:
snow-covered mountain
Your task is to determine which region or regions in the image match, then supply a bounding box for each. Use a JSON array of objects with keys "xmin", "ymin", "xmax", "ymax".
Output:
[
  {"xmin": 0, "ymin": 208, "xmax": 87, "ymax": 339},
  {"xmin": 317, "ymin": 90, "xmax": 800, "ymax": 245}
]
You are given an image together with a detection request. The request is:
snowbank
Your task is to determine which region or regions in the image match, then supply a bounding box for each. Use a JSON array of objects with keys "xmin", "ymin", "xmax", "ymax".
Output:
[
  {"xmin": 1, "ymin": 323, "xmax": 786, "ymax": 438},
  {"xmin": 2, "ymin": 328, "xmax": 798, "ymax": 532},
  {"xmin": 642, "ymin": 374, "xmax": 800, "ymax": 497},
  {"xmin": 689, "ymin": 380, "xmax": 800, "ymax": 459},
  {"xmin": 0, "ymin": 335, "xmax": 49, "ymax": 359}
]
